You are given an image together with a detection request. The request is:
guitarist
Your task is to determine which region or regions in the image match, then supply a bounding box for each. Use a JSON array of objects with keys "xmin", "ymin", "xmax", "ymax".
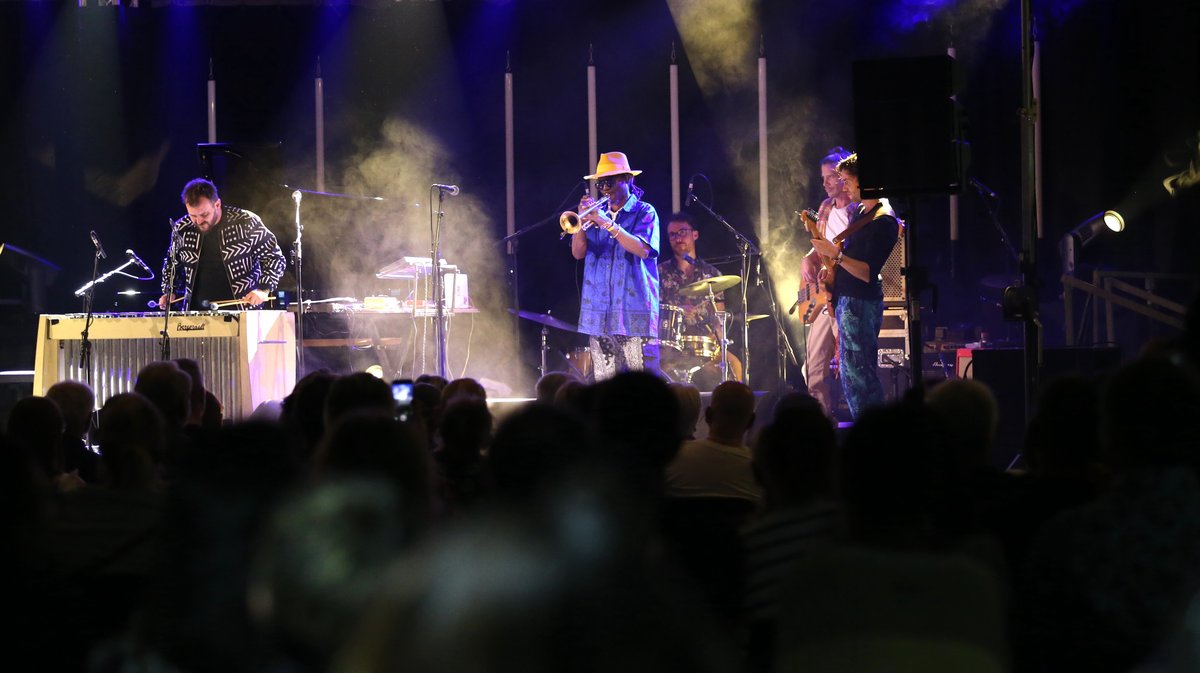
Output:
[
  {"xmin": 801, "ymin": 146, "xmax": 854, "ymax": 417},
  {"xmin": 810, "ymin": 153, "xmax": 901, "ymax": 420}
]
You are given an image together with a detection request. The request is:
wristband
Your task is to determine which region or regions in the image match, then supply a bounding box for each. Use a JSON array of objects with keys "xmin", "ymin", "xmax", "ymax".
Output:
[{"xmin": 834, "ymin": 250, "xmax": 844, "ymax": 265}]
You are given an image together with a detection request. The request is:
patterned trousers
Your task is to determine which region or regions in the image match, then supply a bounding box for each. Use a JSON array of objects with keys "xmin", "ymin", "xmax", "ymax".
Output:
[
  {"xmin": 835, "ymin": 296, "xmax": 885, "ymax": 420},
  {"xmin": 590, "ymin": 335, "xmax": 648, "ymax": 381}
]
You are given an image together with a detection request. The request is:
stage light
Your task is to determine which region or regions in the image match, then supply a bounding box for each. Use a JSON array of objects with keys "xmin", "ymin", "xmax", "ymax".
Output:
[
  {"xmin": 1061, "ymin": 210, "xmax": 1124, "ymax": 276},
  {"xmin": 1071, "ymin": 210, "xmax": 1125, "ymax": 247}
]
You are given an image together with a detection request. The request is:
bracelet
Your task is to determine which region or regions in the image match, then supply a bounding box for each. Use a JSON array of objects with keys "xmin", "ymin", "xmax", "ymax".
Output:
[{"xmin": 834, "ymin": 251, "xmax": 844, "ymax": 265}]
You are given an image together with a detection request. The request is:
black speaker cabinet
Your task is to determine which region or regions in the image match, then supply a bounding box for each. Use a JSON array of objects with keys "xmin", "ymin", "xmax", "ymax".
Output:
[
  {"xmin": 958, "ymin": 346, "xmax": 1122, "ymax": 469},
  {"xmin": 852, "ymin": 55, "xmax": 966, "ymax": 197}
]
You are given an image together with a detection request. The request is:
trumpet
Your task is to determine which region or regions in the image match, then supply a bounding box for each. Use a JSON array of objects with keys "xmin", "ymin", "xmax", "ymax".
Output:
[{"xmin": 559, "ymin": 195, "xmax": 610, "ymax": 238}]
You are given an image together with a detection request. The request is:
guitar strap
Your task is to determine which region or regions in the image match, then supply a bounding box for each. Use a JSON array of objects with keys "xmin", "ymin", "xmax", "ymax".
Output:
[{"xmin": 832, "ymin": 201, "xmax": 884, "ymax": 246}]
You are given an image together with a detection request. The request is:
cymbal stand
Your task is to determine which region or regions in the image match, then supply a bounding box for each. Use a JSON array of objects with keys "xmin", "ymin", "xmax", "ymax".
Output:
[
  {"xmin": 539, "ymin": 325, "xmax": 549, "ymax": 379},
  {"xmin": 704, "ymin": 283, "xmax": 730, "ymax": 380},
  {"xmin": 688, "ymin": 192, "xmax": 758, "ymax": 386}
]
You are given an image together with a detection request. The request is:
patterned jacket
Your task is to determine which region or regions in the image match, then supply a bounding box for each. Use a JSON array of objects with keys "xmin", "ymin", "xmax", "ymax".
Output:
[{"xmin": 160, "ymin": 206, "xmax": 286, "ymax": 310}]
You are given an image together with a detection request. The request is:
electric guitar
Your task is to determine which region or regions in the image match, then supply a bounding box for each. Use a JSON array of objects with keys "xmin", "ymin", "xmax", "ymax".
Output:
[
  {"xmin": 794, "ymin": 208, "xmax": 838, "ymax": 323},
  {"xmin": 798, "ymin": 208, "xmax": 843, "ymax": 280}
]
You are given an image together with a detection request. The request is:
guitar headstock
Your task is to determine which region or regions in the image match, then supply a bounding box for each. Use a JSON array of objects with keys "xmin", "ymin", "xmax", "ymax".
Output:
[{"xmin": 794, "ymin": 209, "xmax": 822, "ymax": 238}]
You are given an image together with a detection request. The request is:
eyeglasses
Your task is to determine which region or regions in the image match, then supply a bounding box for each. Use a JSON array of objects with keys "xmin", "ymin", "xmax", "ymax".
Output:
[{"xmin": 667, "ymin": 228, "xmax": 694, "ymax": 239}]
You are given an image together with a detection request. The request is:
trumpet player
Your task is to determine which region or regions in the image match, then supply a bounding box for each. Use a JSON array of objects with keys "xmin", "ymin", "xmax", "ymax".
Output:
[{"xmin": 569, "ymin": 151, "xmax": 661, "ymax": 380}]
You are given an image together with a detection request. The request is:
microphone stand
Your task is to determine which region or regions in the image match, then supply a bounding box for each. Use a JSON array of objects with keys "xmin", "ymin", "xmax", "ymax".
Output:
[
  {"xmin": 431, "ymin": 187, "xmax": 449, "ymax": 378},
  {"xmin": 757, "ymin": 255, "xmax": 800, "ymax": 390},
  {"xmin": 161, "ymin": 219, "xmax": 182, "ymax": 360},
  {"xmin": 973, "ymin": 181, "xmax": 1021, "ymax": 269},
  {"xmin": 291, "ymin": 190, "xmax": 305, "ymax": 375},
  {"xmin": 76, "ymin": 248, "xmax": 103, "ymax": 385},
  {"xmin": 73, "ymin": 251, "xmax": 150, "ymax": 383},
  {"xmin": 687, "ymin": 193, "xmax": 759, "ymax": 386}
]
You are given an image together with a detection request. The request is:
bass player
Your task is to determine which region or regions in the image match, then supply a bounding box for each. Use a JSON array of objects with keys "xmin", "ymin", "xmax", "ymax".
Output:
[{"xmin": 799, "ymin": 146, "xmax": 854, "ymax": 417}]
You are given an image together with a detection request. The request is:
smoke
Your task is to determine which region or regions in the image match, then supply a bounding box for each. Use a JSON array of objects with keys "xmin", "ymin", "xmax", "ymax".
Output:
[
  {"xmin": 303, "ymin": 116, "xmax": 528, "ymax": 393},
  {"xmin": 666, "ymin": 0, "xmax": 758, "ymax": 96}
]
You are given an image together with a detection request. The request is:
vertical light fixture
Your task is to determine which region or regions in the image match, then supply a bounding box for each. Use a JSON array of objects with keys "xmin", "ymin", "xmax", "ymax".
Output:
[
  {"xmin": 207, "ymin": 58, "xmax": 216, "ymax": 143},
  {"xmin": 670, "ymin": 42, "xmax": 681, "ymax": 213},
  {"xmin": 587, "ymin": 44, "xmax": 598, "ymax": 199},
  {"xmin": 315, "ymin": 58, "xmax": 325, "ymax": 192},
  {"xmin": 505, "ymin": 51, "xmax": 515, "ymax": 254},
  {"xmin": 756, "ymin": 35, "xmax": 768, "ymax": 245}
]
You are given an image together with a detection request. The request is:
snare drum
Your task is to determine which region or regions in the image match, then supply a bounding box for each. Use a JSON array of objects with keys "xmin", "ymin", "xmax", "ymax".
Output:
[
  {"xmin": 678, "ymin": 335, "xmax": 718, "ymax": 360},
  {"xmin": 660, "ymin": 305, "xmax": 686, "ymax": 352}
]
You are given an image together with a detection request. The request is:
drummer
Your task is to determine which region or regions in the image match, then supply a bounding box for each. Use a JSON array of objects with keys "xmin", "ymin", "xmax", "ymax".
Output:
[{"xmin": 658, "ymin": 212, "xmax": 726, "ymax": 341}]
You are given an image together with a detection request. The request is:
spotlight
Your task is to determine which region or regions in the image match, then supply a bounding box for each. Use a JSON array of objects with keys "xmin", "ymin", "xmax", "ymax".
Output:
[
  {"xmin": 1061, "ymin": 210, "xmax": 1125, "ymax": 276},
  {"xmin": 365, "ymin": 365, "xmax": 384, "ymax": 379},
  {"xmin": 1071, "ymin": 210, "xmax": 1125, "ymax": 247}
]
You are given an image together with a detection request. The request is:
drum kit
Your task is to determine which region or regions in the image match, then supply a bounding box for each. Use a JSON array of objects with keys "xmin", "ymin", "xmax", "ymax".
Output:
[
  {"xmin": 660, "ymin": 274, "xmax": 746, "ymax": 388},
  {"xmin": 511, "ymin": 274, "xmax": 751, "ymax": 389}
]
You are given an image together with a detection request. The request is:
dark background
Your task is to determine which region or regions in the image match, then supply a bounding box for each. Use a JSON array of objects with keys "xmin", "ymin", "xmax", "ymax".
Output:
[{"xmin": 1, "ymin": 0, "xmax": 1197, "ymax": 393}]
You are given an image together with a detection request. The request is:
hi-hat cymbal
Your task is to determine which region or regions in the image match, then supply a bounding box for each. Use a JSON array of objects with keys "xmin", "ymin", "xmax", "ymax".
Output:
[
  {"xmin": 744, "ymin": 313, "xmax": 770, "ymax": 322},
  {"xmin": 677, "ymin": 274, "xmax": 741, "ymax": 297},
  {"xmin": 508, "ymin": 308, "xmax": 577, "ymax": 332}
]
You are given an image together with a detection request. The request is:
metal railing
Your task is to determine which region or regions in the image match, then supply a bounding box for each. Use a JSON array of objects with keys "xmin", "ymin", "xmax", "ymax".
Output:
[{"xmin": 1061, "ymin": 270, "xmax": 1193, "ymax": 346}]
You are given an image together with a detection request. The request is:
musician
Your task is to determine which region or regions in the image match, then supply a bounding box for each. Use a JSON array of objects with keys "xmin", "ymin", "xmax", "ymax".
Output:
[
  {"xmin": 571, "ymin": 152, "xmax": 660, "ymax": 380},
  {"xmin": 801, "ymin": 146, "xmax": 854, "ymax": 417},
  {"xmin": 158, "ymin": 178, "xmax": 286, "ymax": 311},
  {"xmin": 659, "ymin": 212, "xmax": 726, "ymax": 338},
  {"xmin": 809, "ymin": 154, "xmax": 900, "ymax": 419}
]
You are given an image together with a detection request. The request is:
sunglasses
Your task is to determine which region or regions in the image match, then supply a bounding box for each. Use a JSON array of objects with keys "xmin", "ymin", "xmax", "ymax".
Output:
[{"xmin": 594, "ymin": 174, "xmax": 630, "ymax": 189}]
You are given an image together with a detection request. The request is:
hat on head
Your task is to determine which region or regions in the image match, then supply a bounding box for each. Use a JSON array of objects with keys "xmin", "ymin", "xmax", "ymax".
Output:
[{"xmin": 584, "ymin": 152, "xmax": 643, "ymax": 180}]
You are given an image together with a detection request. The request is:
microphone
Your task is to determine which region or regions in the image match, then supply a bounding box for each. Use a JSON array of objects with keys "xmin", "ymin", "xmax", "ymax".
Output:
[
  {"xmin": 126, "ymin": 249, "xmax": 154, "ymax": 275},
  {"xmin": 432, "ymin": 183, "xmax": 460, "ymax": 196},
  {"xmin": 685, "ymin": 178, "xmax": 695, "ymax": 205},
  {"xmin": 968, "ymin": 176, "xmax": 998, "ymax": 199},
  {"xmin": 681, "ymin": 253, "xmax": 698, "ymax": 265},
  {"xmin": 292, "ymin": 190, "xmax": 302, "ymax": 205},
  {"xmin": 90, "ymin": 231, "xmax": 107, "ymax": 259}
]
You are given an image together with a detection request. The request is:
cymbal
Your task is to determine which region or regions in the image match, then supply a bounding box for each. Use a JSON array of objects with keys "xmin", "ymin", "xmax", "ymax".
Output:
[
  {"xmin": 744, "ymin": 313, "xmax": 770, "ymax": 322},
  {"xmin": 508, "ymin": 308, "xmax": 577, "ymax": 332},
  {"xmin": 677, "ymin": 274, "xmax": 741, "ymax": 297},
  {"xmin": 980, "ymin": 274, "xmax": 1022, "ymax": 289}
]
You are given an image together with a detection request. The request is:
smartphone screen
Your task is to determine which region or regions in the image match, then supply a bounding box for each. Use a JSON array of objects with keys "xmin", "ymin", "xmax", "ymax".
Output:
[{"xmin": 391, "ymin": 379, "xmax": 414, "ymax": 421}]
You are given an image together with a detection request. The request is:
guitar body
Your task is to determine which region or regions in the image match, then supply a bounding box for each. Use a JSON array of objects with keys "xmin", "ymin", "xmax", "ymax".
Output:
[
  {"xmin": 797, "ymin": 281, "xmax": 832, "ymax": 324},
  {"xmin": 795, "ymin": 208, "xmax": 839, "ymax": 323}
]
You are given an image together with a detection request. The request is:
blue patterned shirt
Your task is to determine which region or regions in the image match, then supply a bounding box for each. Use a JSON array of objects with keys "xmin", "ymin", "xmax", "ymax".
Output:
[{"xmin": 577, "ymin": 193, "xmax": 660, "ymax": 338}]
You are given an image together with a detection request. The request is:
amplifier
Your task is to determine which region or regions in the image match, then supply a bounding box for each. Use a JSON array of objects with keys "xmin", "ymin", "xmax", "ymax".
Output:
[{"xmin": 33, "ymin": 311, "xmax": 296, "ymax": 420}]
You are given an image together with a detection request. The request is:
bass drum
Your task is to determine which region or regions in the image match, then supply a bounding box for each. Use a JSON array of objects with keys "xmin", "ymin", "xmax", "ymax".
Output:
[{"xmin": 673, "ymin": 351, "xmax": 744, "ymax": 392}]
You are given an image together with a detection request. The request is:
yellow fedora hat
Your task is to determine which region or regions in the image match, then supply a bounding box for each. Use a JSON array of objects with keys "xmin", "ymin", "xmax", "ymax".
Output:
[{"xmin": 584, "ymin": 151, "xmax": 643, "ymax": 180}]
